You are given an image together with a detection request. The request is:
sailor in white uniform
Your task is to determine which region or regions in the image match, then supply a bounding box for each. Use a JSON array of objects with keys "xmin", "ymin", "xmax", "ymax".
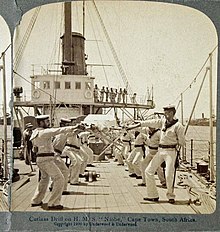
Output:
[
  {"xmin": 62, "ymin": 118, "xmax": 85, "ymax": 185},
  {"xmin": 50, "ymin": 118, "xmax": 72, "ymax": 194},
  {"xmin": 80, "ymin": 130, "xmax": 95, "ymax": 167},
  {"xmin": 120, "ymin": 128, "xmax": 133, "ymax": 160},
  {"xmin": 126, "ymin": 128, "xmax": 148, "ymax": 179},
  {"xmin": 30, "ymin": 115, "xmax": 78, "ymax": 210},
  {"xmin": 127, "ymin": 105, "xmax": 185, "ymax": 204},
  {"xmin": 138, "ymin": 127, "xmax": 166, "ymax": 187}
]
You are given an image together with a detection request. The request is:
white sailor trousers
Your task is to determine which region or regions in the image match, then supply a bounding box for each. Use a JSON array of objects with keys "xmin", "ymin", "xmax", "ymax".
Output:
[
  {"xmin": 132, "ymin": 147, "xmax": 144, "ymax": 176},
  {"xmin": 126, "ymin": 148, "xmax": 137, "ymax": 173},
  {"xmin": 141, "ymin": 149, "xmax": 166, "ymax": 185},
  {"xmin": 141, "ymin": 151, "xmax": 155, "ymax": 184},
  {"xmin": 31, "ymin": 157, "xmax": 65, "ymax": 206},
  {"xmin": 63, "ymin": 148, "xmax": 83, "ymax": 184},
  {"xmin": 54, "ymin": 155, "xmax": 69, "ymax": 191},
  {"xmin": 114, "ymin": 147, "xmax": 124, "ymax": 164},
  {"xmin": 80, "ymin": 146, "xmax": 90, "ymax": 174},
  {"xmin": 122, "ymin": 143, "xmax": 130, "ymax": 160},
  {"xmin": 145, "ymin": 148, "xmax": 177, "ymax": 199},
  {"xmin": 83, "ymin": 144, "xmax": 94, "ymax": 164}
]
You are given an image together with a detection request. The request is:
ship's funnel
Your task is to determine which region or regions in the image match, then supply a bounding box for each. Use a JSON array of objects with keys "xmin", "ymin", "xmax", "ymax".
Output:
[{"xmin": 61, "ymin": 32, "xmax": 86, "ymax": 75}]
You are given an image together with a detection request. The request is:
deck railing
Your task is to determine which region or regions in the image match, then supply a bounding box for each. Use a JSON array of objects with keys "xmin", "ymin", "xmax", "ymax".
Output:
[{"xmin": 184, "ymin": 139, "xmax": 216, "ymax": 167}]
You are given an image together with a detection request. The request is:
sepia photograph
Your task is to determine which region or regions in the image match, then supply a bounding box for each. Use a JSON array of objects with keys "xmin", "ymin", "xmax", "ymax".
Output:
[
  {"xmin": 11, "ymin": 1, "xmax": 217, "ymax": 217},
  {"xmin": 0, "ymin": 0, "xmax": 219, "ymax": 231}
]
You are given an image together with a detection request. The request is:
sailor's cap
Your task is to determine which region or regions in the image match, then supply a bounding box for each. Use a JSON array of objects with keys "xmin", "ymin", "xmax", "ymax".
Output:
[
  {"xmin": 35, "ymin": 115, "xmax": 50, "ymax": 120},
  {"xmin": 25, "ymin": 122, "xmax": 33, "ymax": 128},
  {"xmin": 163, "ymin": 104, "xmax": 176, "ymax": 111},
  {"xmin": 60, "ymin": 118, "xmax": 71, "ymax": 123}
]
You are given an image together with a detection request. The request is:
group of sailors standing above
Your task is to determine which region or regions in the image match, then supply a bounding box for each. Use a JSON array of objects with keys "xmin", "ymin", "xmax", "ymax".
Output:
[
  {"xmin": 93, "ymin": 84, "xmax": 137, "ymax": 104},
  {"xmin": 22, "ymin": 104, "xmax": 185, "ymax": 210}
]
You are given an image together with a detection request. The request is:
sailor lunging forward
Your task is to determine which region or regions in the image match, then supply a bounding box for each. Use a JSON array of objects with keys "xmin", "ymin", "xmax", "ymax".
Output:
[
  {"xmin": 127, "ymin": 105, "xmax": 185, "ymax": 204},
  {"xmin": 30, "ymin": 115, "xmax": 79, "ymax": 210}
]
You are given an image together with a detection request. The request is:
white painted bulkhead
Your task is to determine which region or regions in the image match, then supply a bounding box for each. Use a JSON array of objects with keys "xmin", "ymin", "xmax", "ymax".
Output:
[{"xmin": 31, "ymin": 74, "xmax": 95, "ymax": 104}]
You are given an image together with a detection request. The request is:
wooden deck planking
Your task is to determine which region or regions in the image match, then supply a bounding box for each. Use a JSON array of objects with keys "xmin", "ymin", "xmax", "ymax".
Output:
[
  {"xmin": 11, "ymin": 177, "xmax": 37, "ymax": 211},
  {"xmin": 10, "ymin": 158, "xmax": 215, "ymax": 214},
  {"xmin": 0, "ymin": 192, "xmax": 8, "ymax": 211}
]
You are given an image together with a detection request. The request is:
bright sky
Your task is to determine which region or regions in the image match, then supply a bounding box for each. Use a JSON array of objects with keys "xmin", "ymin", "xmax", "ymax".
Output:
[
  {"xmin": 0, "ymin": 16, "xmax": 11, "ymax": 116},
  {"xmin": 11, "ymin": 1, "xmax": 219, "ymax": 119}
]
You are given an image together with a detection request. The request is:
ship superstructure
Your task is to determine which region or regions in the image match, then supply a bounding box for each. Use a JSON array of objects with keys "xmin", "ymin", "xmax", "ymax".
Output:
[{"xmin": 13, "ymin": 2, "xmax": 155, "ymax": 128}]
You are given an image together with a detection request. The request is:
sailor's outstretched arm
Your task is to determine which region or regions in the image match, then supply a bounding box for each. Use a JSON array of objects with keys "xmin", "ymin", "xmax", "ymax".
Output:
[
  {"xmin": 31, "ymin": 124, "xmax": 80, "ymax": 140},
  {"xmin": 126, "ymin": 122, "xmax": 141, "ymax": 131},
  {"xmin": 126, "ymin": 119, "xmax": 163, "ymax": 131}
]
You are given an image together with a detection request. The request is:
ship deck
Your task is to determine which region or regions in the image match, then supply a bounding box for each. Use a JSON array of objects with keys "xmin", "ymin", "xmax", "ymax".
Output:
[{"xmin": 11, "ymin": 157, "xmax": 215, "ymax": 214}]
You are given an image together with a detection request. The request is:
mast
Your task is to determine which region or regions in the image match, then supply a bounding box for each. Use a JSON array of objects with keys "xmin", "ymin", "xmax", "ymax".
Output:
[
  {"xmin": 83, "ymin": 0, "xmax": 85, "ymax": 37},
  {"xmin": 181, "ymin": 93, "xmax": 184, "ymax": 125},
  {"xmin": 181, "ymin": 93, "xmax": 186, "ymax": 162},
  {"xmin": 209, "ymin": 53, "xmax": 214, "ymax": 182},
  {"xmin": 62, "ymin": 2, "xmax": 73, "ymax": 75},
  {"xmin": 64, "ymin": 2, "xmax": 72, "ymax": 63},
  {"xmin": 1, "ymin": 52, "xmax": 8, "ymax": 179},
  {"xmin": 184, "ymin": 67, "xmax": 209, "ymax": 134},
  {"xmin": 62, "ymin": 2, "xmax": 86, "ymax": 75}
]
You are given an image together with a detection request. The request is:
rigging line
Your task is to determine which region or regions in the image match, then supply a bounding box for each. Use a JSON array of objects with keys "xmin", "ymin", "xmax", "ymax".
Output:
[
  {"xmin": 95, "ymin": 16, "xmax": 123, "ymax": 87},
  {"xmin": 173, "ymin": 45, "xmax": 218, "ymax": 104},
  {"xmin": 184, "ymin": 67, "xmax": 209, "ymax": 135},
  {"xmin": 13, "ymin": 71, "xmax": 64, "ymax": 104},
  {"xmin": 96, "ymin": 4, "xmax": 123, "ymax": 88},
  {"xmin": 87, "ymin": 3, "xmax": 109, "ymax": 86},
  {"xmin": 49, "ymin": 4, "xmax": 61, "ymax": 65},
  {"xmin": 52, "ymin": 3, "xmax": 64, "ymax": 115},
  {"xmin": 75, "ymin": 1, "xmax": 81, "ymax": 32},
  {"xmin": 13, "ymin": 7, "xmax": 41, "ymax": 71},
  {"xmin": 92, "ymin": 1, "xmax": 132, "ymax": 96},
  {"xmin": 92, "ymin": 1, "xmax": 145, "ymax": 119},
  {"xmin": 0, "ymin": 44, "xmax": 11, "ymax": 58}
]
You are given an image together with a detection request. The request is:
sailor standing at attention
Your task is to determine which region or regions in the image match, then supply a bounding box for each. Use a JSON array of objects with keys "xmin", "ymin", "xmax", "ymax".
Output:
[
  {"xmin": 127, "ymin": 105, "xmax": 185, "ymax": 204},
  {"xmin": 30, "ymin": 115, "xmax": 78, "ymax": 210}
]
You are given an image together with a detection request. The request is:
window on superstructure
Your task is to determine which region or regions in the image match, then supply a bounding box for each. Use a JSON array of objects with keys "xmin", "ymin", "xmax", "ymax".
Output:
[
  {"xmin": 43, "ymin": 81, "xmax": 50, "ymax": 89},
  {"xmin": 75, "ymin": 82, "xmax": 81, "ymax": 90},
  {"xmin": 85, "ymin": 82, "xmax": 91, "ymax": 90},
  {"xmin": 33, "ymin": 81, "xmax": 40, "ymax": 89},
  {"xmin": 65, "ymin": 82, "xmax": 71, "ymax": 89},
  {"xmin": 54, "ymin": 81, "xmax": 61, "ymax": 89}
]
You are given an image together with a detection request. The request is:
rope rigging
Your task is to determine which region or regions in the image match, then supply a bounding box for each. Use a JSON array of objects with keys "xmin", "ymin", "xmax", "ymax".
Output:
[
  {"xmin": 92, "ymin": 1, "xmax": 133, "ymax": 97},
  {"xmin": 13, "ymin": 6, "xmax": 41, "ymax": 71},
  {"xmin": 172, "ymin": 45, "xmax": 218, "ymax": 105},
  {"xmin": 91, "ymin": 1, "xmax": 146, "ymax": 120},
  {"xmin": 87, "ymin": 4, "xmax": 109, "ymax": 87},
  {"xmin": 51, "ymin": 4, "xmax": 64, "ymax": 123}
]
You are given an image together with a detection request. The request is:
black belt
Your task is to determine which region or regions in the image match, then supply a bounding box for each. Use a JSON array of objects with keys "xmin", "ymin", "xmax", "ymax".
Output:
[
  {"xmin": 37, "ymin": 153, "xmax": 54, "ymax": 157},
  {"xmin": 148, "ymin": 146, "xmax": 158, "ymax": 150},
  {"xmin": 134, "ymin": 144, "xmax": 146, "ymax": 158},
  {"xmin": 134, "ymin": 144, "xmax": 144, "ymax": 148},
  {"xmin": 159, "ymin": 144, "xmax": 176, "ymax": 149},
  {"xmin": 122, "ymin": 140, "xmax": 130, "ymax": 143},
  {"xmin": 65, "ymin": 144, "xmax": 80, "ymax": 150},
  {"xmin": 54, "ymin": 148, "xmax": 62, "ymax": 155}
]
